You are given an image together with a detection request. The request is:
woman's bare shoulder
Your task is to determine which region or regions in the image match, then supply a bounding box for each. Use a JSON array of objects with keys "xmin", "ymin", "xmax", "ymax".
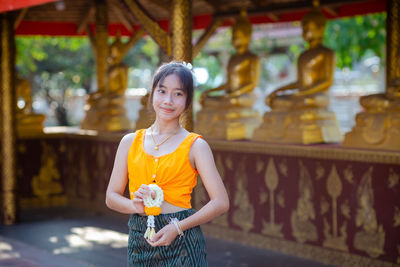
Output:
[
  {"xmin": 119, "ymin": 132, "xmax": 136, "ymax": 146},
  {"xmin": 191, "ymin": 136, "xmax": 211, "ymax": 153}
]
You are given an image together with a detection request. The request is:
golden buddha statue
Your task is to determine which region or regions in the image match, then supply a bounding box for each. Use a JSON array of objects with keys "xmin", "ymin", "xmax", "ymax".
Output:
[
  {"xmin": 81, "ymin": 29, "xmax": 142, "ymax": 131},
  {"xmin": 134, "ymin": 92, "xmax": 155, "ymax": 130},
  {"xmin": 253, "ymin": 6, "xmax": 342, "ymax": 144},
  {"xmin": 342, "ymin": 60, "xmax": 400, "ymax": 150},
  {"xmin": 15, "ymin": 75, "xmax": 46, "ymax": 134},
  {"xmin": 195, "ymin": 10, "xmax": 261, "ymax": 140}
]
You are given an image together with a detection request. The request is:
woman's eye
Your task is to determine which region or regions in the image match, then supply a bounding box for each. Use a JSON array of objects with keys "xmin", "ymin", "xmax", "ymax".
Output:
[
  {"xmin": 158, "ymin": 89, "xmax": 165, "ymax": 93},
  {"xmin": 176, "ymin": 92, "xmax": 183, "ymax": 96}
]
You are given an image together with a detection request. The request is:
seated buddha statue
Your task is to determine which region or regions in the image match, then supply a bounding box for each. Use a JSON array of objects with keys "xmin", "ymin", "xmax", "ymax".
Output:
[
  {"xmin": 135, "ymin": 92, "xmax": 155, "ymax": 130},
  {"xmin": 82, "ymin": 29, "xmax": 142, "ymax": 131},
  {"xmin": 359, "ymin": 77, "xmax": 400, "ymax": 112},
  {"xmin": 343, "ymin": 58, "xmax": 400, "ymax": 150},
  {"xmin": 15, "ymin": 75, "xmax": 46, "ymax": 134},
  {"xmin": 253, "ymin": 7, "xmax": 342, "ymax": 144},
  {"xmin": 195, "ymin": 10, "xmax": 261, "ymax": 140}
]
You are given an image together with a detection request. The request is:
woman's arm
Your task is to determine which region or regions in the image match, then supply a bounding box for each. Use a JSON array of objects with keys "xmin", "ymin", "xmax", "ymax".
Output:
[
  {"xmin": 105, "ymin": 133, "xmax": 144, "ymax": 214},
  {"xmin": 180, "ymin": 138, "xmax": 230, "ymax": 229},
  {"xmin": 148, "ymin": 138, "xmax": 229, "ymax": 246}
]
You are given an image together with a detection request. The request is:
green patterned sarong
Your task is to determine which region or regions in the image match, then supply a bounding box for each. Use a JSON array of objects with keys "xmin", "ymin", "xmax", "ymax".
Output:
[{"xmin": 127, "ymin": 209, "xmax": 208, "ymax": 267}]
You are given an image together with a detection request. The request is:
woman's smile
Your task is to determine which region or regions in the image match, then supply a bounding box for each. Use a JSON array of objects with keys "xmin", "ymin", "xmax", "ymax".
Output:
[{"xmin": 160, "ymin": 106, "xmax": 174, "ymax": 113}]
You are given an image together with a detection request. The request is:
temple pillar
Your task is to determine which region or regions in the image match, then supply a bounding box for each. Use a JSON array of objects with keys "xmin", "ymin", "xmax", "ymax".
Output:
[
  {"xmin": 171, "ymin": 0, "xmax": 193, "ymax": 130},
  {"xmin": 94, "ymin": 0, "xmax": 108, "ymax": 93},
  {"xmin": 386, "ymin": 0, "xmax": 399, "ymax": 87},
  {"xmin": 0, "ymin": 12, "xmax": 17, "ymax": 224}
]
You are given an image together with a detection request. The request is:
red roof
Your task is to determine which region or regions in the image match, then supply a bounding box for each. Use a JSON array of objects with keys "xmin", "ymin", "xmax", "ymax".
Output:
[
  {"xmin": 0, "ymin": 0, "xmax": 56, "ymax": 13},
  {"xmin": 1, "ymin": 0, "xmax": 387, "ymax": 36}
]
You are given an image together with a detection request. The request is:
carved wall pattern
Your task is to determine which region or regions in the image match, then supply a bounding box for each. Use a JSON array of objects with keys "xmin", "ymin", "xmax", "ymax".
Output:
[
  {"xmin": 291, "ymin": 161, "xmax": 317, "ymax": 243},
  {"xmin": 14, "ymin": 135, "xmax": 400, "ymax": 265},
  {"xmin": 211, "ymin": 154, "xmax": 229, "ymax": 226},
  {"xmin": 232, "ymin": 157, "xmax": 255, "ymax": 233},
  {"xmin": 202, "ymin": 144, "xmax": 400, "ymax": 265},
  {"xmin": 18, "ymin": 139, "xmax": 66, "ymax": 208}
]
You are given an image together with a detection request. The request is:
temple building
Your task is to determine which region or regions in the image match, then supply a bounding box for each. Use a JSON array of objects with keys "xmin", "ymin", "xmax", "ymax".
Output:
[{"xmin": 1, "ymin": 0, "xmax": 399, "ymax": 266}]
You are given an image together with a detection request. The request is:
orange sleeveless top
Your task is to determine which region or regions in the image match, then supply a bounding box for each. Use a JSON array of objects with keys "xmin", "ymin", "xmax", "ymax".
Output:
[{"xmin": 127, "ymin": 129, "xmax": 202, "ymax": 209}]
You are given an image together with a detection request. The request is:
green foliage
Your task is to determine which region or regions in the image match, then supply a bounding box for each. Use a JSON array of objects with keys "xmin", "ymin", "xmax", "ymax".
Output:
[
  {"xmin": 15, "ymin": 35, "xmax": 161, "ymax": 125},
  {"xmin": 193, "ymin": 28, "xmax": 233, "ymax": 91},
  {"xmin": 324, "ymin": 12, "xmax": 386, "ymax": 69},
  {"xmin": 16, "ymin": 36, "xmax": 94, "ymax": 125},
  {"xmin": 124, "ymin": 36, "xmax": 160, "ymax": 88},
  {"xmin": 16, "ymin": 36, "xmax": 94, "ymax": 89}
]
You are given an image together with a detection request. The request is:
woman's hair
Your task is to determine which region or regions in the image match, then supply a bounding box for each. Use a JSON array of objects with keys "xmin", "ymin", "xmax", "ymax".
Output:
[{"xmin": 149, "ymin": 61, "xmax": 194, "ymax": 111}]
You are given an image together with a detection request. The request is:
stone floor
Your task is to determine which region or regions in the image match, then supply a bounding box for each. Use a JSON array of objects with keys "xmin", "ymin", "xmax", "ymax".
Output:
[{"xmin": 0, "ymin": 207, "xmax": 333, "ymax": 267}]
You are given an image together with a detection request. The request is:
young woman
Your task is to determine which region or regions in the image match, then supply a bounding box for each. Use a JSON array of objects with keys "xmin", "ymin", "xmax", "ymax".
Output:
[{"xmin": 105, "ymin": 61, "xmax": 229, "ymax": 266}]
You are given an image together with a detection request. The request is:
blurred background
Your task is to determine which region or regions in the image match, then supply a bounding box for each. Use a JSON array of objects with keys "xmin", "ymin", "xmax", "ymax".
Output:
[{"xmin": 16, "ymin": 12, "xmax": 386, "ymax": 134}]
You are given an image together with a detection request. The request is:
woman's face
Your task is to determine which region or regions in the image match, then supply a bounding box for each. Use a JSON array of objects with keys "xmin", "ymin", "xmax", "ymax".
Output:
[{"xmin": 152, "ymin": 73, "xmax": 187, "ymax": 121}]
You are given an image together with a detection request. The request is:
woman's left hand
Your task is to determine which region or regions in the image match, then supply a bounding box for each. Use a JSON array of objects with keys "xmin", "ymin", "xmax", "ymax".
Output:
[{"xmin": 146, "ymin": 223, "xmax": 178, "ymax": 247}]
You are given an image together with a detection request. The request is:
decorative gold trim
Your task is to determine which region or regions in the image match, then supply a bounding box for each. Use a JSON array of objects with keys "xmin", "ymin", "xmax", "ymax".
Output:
[
  {"xmin": 32, "ymin": 142, "xmax": 63, "ymax": 199},
  {"xmin": 76, "ymin": 2, "xmax": 94, "ymax": 34},
  {"xmin": 14, "ymin": 8, "xmax": 28, "ymax": 30},
  {"xmin": 323, "ymin": 165, "xmax": 348, "ymax": 251},
  {"xmin": 232, "ymin": 160, "xmax": 255, "ymax": 232},
  {"xmin": 123, "ymin": 0, "xmax": 172, "ymax": 56},
  {"xmin": 20, "ymin": 196, "xmax": 67, "ymax": 209},
  {"xmin": 109, "ymin": 1, "xmax": 134, "ymax": 32},
  {"xmin": 353, "ymin": 167, "xmax": 385, "ymax": 258},
  {"xmin": 17, "ymin": 129, "xmax": 400, "ymax": 164},
  {"xmin": 291, "ymin": 161, "xmax": 317, "ymax": 243},
  {"xmin": 202, "ymin": 224, "xmax": 399, "ymax": 267},
  {"xmin": 193, "ymin": 16, "xmax": 224, "ymax": 58},
  {"xmin": 262, "ymin": 158, "xmax": 283, "ymax": 237},
  {"xmin": 208, "ymin": 140, "xmax": 400, "ymax": 164}
]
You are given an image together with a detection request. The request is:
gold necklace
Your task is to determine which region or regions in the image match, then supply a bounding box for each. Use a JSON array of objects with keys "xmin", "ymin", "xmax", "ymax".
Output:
[{"xmin": 150, "ymin": 125, "xmax": 181, "ymax": 150}]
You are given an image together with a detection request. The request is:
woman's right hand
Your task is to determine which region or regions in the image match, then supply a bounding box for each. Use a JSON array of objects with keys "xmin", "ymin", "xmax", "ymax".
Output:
[{"xmin": 132, "ymin": 184, "xmax": 155, "ymax": 214}]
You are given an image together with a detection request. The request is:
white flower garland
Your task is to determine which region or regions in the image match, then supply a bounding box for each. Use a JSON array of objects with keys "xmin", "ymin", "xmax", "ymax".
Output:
[{"xmin": 143, "ymin": 184, "xmax": 163, "ymax": 240}]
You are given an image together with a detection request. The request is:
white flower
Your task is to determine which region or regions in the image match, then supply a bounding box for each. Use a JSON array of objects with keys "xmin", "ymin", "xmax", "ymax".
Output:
[{"xmin": 181, "ymin": 61, "xmax": 193, "ymax": 70}]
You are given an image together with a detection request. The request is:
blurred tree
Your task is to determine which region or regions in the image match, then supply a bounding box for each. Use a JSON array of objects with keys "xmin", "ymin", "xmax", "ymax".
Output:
[
  {"xmin": 15, "ymin": 35, "xmax": 159, "ymax": 126},
  {"xmin": 16, "ymin": 37, "xmax": 94, "ymax": 126},
  {"xmin": 324, "ymin": 12, "xmax": 386, "ymax": 69}
]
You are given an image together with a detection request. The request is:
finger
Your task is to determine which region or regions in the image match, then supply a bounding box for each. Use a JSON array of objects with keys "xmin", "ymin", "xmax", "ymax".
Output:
[
  {"xmin": 145, "ymin": 238, "xmax": 157, "ymax": 247},
  {"xmin": 133, "ymin": 192, "xmax": 143, "ymax": 200},
  {"xmin": 140, "ymin": 184, "xmax": 150, "ymax": 191},
  {"xmin": 137, "ymin": 188, "xmax": 145, "ymax": 195},
  {"xmin": 150, "ymin": 236, "xmax": 166, "ymax": 247},
  {"xmin": 151, "ymin": 230, "xmax": 163, "ymax": 243},
  {"xmin": 139, "ymin": 187, "xmax": 151, "ymax": 197}
]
